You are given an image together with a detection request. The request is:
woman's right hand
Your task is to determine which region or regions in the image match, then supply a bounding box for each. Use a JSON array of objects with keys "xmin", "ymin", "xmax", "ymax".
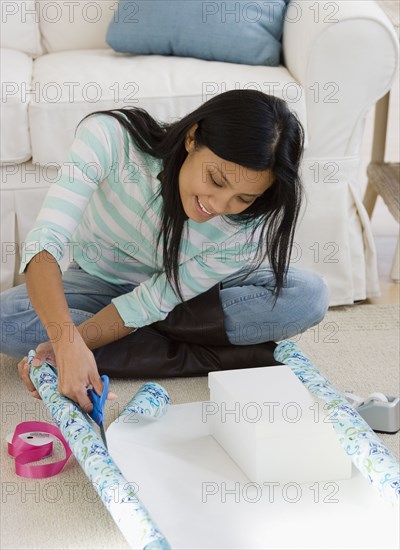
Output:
[{"xmin": 53, "ymin": 328, "xmax": 106, "ymax": 413}]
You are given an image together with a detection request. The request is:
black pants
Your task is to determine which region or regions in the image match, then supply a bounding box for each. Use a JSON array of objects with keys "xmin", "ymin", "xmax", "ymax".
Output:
[{"xmin": 94, "ymin": 284, "xmax": 283, "ymax": 378}]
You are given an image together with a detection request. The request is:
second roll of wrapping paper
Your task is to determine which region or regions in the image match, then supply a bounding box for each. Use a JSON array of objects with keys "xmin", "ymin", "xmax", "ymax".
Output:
[
  {"xmin": 28, "ymin": 355, "xmax": 171, "ymax": 550},
  {"xmin": 273, "ymin": 340, "xmax": 400, "ymax": 502}
]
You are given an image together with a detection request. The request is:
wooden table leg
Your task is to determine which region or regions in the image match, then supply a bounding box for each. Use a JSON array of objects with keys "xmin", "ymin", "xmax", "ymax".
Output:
[
  {"xmin": 391, "ymin": 235, "xmax": 400, "ymax": 282},
  {"xmin": 363, "ymin": 91, "xmax": 390, "ymax": 217}
]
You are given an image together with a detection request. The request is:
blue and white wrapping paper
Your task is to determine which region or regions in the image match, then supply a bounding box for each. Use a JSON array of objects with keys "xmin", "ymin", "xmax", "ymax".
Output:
[
  {"xmin": 28, "ymin": 352, "xmax": 171, "ymax": 550},
  {"xmin": 274, "ymin": 340, "xmax": 400, "ymax": 502},
  {"xmin": 120, "ymin": 383, "xmax": 170, "ymax": 420}
]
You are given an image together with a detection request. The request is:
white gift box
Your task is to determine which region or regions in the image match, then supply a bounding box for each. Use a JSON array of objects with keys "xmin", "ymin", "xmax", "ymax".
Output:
[{"xmin": 207, "ymin": 366, "xmax": 352, "ymax": 484}]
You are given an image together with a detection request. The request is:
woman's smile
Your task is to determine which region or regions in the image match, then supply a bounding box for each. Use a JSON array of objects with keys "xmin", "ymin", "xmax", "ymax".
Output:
[{"xmin": 195, "ymin": 196, "xmax": 214, "ymax": 218}]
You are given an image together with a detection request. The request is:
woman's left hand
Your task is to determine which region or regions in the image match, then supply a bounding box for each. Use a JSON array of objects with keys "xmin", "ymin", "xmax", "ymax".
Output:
[{"xmin": 17, "ymin": 341, "xmax": 56, "ymax": 400}]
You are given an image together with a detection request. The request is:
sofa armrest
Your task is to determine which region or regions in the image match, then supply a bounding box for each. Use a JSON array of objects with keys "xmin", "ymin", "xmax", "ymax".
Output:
[{"xmin": 282, "ymin": 0, "xmax": 399, "ymax": 157}]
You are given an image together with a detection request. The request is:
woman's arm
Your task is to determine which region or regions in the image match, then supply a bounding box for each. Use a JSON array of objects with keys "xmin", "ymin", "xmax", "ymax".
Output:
[
  {"xmin": 23, "ymin": 250, "xmax": 125, "ymax": 411},
  {"xmin": 76, "ymin": 303, "xmax": 136, "ymax": 350},
  {"xmin": 21, "ymin": 250, "xmax": 132, "ymax": 410},
  {"xmin": 25, "ymin": 251, "xmax": 73, "ymax": 343}
]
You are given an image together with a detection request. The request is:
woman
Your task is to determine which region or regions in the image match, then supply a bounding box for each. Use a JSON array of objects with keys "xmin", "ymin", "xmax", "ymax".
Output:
[{"xmin": 0, "ymin": 90, "xmax": 329, "ymax": 412}]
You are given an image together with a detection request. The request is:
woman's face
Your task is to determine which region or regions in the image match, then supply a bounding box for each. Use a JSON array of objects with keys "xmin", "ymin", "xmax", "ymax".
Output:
[{"xmin": 179, "ymin": 124, "xmax": 273, "ymax": 223}]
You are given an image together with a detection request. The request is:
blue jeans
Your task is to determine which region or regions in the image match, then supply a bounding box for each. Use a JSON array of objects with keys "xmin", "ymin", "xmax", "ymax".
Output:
[{"xmin": 0, "ymin": 262, "xmax": 330, "ymax": 357}]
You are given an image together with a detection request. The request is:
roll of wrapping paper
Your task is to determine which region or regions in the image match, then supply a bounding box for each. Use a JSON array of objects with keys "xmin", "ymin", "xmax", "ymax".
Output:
[
  {"xmin": 273, "ymin": 340, "xmax": 400, "ymax": 502},
  {"xmin": 119, "ymin": 383, "xmax": 170, "ymax": 420},
  {"xmin": 28, "ymin": 354, "xmax": 171, "ymax": 550}
]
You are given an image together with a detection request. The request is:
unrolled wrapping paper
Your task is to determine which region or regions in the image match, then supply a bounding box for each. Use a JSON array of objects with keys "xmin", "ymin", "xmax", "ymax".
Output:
[
  {"xmin": 274, "ymin": 340, "xmax": 400, "ymax": 502},
  {"xmin": 28, "ymin": 354, "xmax": 171, "ymax": 550}
]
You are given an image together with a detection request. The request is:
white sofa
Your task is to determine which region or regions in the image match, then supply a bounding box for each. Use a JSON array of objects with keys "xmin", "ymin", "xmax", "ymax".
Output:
[{"xmin": 1, "ymin": 0, "xmax": 398, "ymax": 305}]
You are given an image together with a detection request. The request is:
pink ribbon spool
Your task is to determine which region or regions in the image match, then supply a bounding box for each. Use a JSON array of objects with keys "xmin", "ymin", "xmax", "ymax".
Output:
[{"xmin": 8, "ymin": 421, "xmax": 72, "ymax": 478}]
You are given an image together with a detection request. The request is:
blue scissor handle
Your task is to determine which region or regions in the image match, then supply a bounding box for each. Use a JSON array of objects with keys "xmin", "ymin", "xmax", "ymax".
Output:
[{"xmin": 87, "ymin": 375, "xmax": 109, "ymax": 426}]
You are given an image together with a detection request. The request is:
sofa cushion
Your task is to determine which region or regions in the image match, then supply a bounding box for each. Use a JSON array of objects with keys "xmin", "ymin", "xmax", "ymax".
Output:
[
  {"xmin": 0, "ymin": 49, "xmax": 33, "ymax": 165},
  {"xmin": 106, "ymin": 0, "xmax": 289, "ymax": 66},
  {"xmin": 39, "ymin": 0, "xmax": 115, "ymax": 52},
  {"xmin": 28, "ymin": 49, "xmax": 308, "ymax": 166},
  {"xmin": 0, "ymin": 0, "xmax": 43, "ymax": 57}
]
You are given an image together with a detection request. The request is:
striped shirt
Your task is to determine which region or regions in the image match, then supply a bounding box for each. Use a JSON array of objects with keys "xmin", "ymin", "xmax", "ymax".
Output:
[{"xmin": 20, "ymin": 113, "xmax": 262, "ymax": 328}]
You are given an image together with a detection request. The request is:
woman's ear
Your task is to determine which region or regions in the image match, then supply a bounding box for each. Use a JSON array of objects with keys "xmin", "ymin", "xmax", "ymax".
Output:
[{"xmin": 185, "ymin": 123, "xmax": 199, "ymax": 153}]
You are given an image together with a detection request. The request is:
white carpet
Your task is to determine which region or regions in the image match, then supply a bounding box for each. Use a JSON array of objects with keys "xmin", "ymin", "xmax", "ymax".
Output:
[{"xmin": 0, "ymin": 304, "xmax": 399, "ymax": 550}]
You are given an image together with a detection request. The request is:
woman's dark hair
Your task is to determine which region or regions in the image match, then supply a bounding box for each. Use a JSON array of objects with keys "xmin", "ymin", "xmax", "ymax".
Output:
[{"xmin": 79, "ymin": 90, "xmax": 305, "ymax": 309}]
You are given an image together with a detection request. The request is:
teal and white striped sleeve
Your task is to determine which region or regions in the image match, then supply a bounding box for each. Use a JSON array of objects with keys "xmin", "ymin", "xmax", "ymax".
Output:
[
  {"xmin": 19, "ymin": 114, "xmax": 115, "ymax": 274},
  {"xmin": 111, "ymin": 232, "xmax": 259, "ymax": 328}
]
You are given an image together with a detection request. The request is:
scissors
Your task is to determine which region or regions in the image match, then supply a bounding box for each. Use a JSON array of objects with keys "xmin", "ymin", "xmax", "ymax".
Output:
[{"xmin": 87, "ymin": 375, "xmax": 109, "ymax": 449}]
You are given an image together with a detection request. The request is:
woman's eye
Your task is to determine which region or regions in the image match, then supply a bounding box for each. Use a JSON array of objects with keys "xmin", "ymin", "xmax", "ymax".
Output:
[
  {"xmin": 240, "ymin": 198, "xmax": 254, "ymax": 205},
  {"xmin": 210, "ymin": 174, "xmax": 254, "ymax": 205},
  {"xmin": 211, "ymin": 177, "xmax": 222, "ymax": 188}
]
